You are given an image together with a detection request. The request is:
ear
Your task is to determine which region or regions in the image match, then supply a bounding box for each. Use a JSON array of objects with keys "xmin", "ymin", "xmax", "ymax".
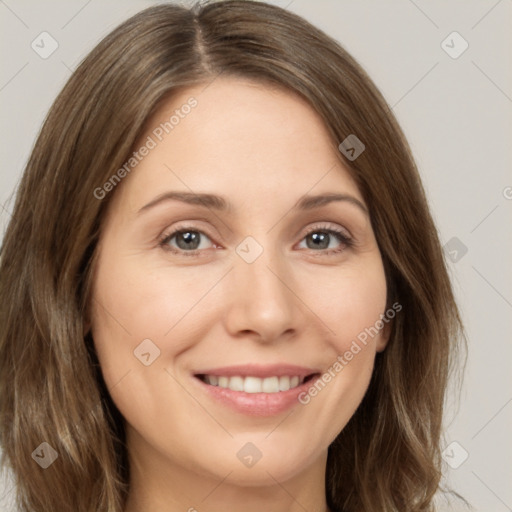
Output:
[{"xmin": 375, "ymin": 317, "xmax": 392, "ymax": 353}]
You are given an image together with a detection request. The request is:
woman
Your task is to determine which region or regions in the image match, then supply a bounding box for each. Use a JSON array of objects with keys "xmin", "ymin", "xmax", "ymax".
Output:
[{"xmin": 0, "ymin": 1, "xmax": 465, "ymax": 511}]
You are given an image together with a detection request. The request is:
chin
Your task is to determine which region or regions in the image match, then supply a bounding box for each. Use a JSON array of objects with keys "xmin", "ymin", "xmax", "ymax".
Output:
[{"xmin": 189, "ymin": 443, "xmax": 322, "ymax": 487}]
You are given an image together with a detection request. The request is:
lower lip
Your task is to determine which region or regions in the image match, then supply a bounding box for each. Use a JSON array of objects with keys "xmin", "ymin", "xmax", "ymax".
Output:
[{"xmin": 192, "ymin": 375, "xmax": 320, "ymax": 416}]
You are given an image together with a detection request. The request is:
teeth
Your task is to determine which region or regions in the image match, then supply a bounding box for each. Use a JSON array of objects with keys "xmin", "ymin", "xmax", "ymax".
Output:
[
  {"xmin": 262, "ymin": 376, "xmax": 279, "ymax": 393},
  {"xmin": 278, "ymin": 376, "xmax": 290, "ymax": 391},
  {"xmin": 204, "ymin": 375, "xmax": 305, "ymax": 393},
  {"xmin": 244, "ymin": 376, "xmax": 262, "ymax": 393},
  {"xmin": 229, "ymin": 376, "xmax": 244, "ymax": 392}
]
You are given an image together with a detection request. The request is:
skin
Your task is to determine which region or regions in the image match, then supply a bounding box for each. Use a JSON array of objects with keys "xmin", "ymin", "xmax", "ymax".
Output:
[{"xmin": 89, "ymin": 77, "xmax": 390, "ymax": 512}]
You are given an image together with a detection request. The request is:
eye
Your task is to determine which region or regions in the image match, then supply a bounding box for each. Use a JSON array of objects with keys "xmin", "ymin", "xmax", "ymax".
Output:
[
  {"xmin": 297, "ymin": 224, "xmax": 353, "ymax": 255},
  {"xmin": 159, "ymin": 227, "xmax": 214, "ymax": 255},
  {"xmin": 158, "ymin": 223, "xmax": 353, "ymax": 257}
]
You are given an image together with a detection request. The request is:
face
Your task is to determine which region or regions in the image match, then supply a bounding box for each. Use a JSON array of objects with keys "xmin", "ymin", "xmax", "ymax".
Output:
[{"xmin": 90, "ymin": 77, "xmax": 389, "ymax": 488}]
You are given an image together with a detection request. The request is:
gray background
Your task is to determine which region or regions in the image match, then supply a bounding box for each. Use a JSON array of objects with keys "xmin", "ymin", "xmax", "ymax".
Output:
[{"xmin": 1, "ymin": 1, "xmax": 511, "ymax": 511}]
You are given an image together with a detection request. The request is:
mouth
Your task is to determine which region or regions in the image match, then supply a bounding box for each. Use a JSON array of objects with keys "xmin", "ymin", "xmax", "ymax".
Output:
[
  {"xmin": 195, "ymin": 373, "xmax": 318, "ymax": 393},
  {"xmin": 191, "ymin": 364, "xmax": 321, "ymax": 416}
]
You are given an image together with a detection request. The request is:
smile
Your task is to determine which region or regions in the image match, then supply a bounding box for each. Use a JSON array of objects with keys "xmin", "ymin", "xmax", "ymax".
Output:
[
  {"xmin": 197, "ymin": 374, "xmax": 315, "ymax": 393},
  {"xmin": 192, "ymin": 364, "xmax": 321, "ymax": 416}
]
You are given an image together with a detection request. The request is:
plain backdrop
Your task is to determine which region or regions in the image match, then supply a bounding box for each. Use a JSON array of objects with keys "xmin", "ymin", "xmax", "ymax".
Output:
[{"xmin": 1, "ymin": 1, "xmax": 511, "ymax": 511}]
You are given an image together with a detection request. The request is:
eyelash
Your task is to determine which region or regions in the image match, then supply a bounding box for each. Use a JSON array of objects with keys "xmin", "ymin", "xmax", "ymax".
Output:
[{"xmin": 158, "ymin": 223, "xmax": 353, "ymax": 257}]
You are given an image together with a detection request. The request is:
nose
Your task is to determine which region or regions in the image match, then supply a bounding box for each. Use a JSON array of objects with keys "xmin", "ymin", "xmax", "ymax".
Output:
[{"xmin": 223, "ymin": 245, "xmax": 300, "ymax": 344}]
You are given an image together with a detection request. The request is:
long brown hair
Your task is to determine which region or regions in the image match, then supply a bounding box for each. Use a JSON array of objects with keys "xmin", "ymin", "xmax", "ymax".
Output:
[{"xmin": 0, "ymin": 1, "xmax": 465, "ymax": 510}]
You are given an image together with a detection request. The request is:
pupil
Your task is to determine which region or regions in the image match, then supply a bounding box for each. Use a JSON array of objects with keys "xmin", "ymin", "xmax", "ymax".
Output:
[
  {"xmin": 308, "ymin": 232, "xmax": 329, "ymax": 249},
  {"xmin": 177, "ymin": 231, "xmax": 200, "ymax": 250}
]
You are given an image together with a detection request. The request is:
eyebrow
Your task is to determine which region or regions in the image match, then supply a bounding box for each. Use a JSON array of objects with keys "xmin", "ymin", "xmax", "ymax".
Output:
[
  {"xmin": 137, "ymin": 191, "xmax": 368, "ymax": 216},
  {"xmin": 296, "ymin": 193, "xmax": 368, "ymax": 215}
]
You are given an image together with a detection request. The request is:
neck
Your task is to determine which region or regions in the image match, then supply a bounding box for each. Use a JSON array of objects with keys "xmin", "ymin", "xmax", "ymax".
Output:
[{"xmin": 123, "ymin": 427, "xmax": 330, "ymax": 512}]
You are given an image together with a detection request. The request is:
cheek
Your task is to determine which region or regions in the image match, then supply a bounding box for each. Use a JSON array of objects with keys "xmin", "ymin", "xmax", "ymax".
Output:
[
  {"xmin": 89, "ymin": 256, "xmax": 243, "ymax": 477},
  {"xmin": 91, "ymin": 256, "xmax": 207, "ymax": 343},
  {"xmin": 296, "ymin": 257, "xmax": 387, "ymax": 408},
  {"xmin": 301, "ymin": 256, "xmax": 388, "ymax": 352},
  {"xmin": 89, "ymin": 251, "xmax": 226, "ymax": 395},
  {"xmin": 268, "ymin": 258, "xmax": 389, "ymax": 456}
]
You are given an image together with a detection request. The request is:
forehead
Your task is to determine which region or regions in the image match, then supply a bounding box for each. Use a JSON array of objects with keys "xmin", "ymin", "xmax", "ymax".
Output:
[{"xmin": 114, "ymin": 77, "xmax": 363, "ymax": 212}]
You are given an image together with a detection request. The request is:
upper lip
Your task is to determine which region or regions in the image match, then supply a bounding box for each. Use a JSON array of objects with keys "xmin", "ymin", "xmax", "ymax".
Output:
[{"xmin": 194, "ymin": 364, "xmax": 320, "ymax": 379}]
